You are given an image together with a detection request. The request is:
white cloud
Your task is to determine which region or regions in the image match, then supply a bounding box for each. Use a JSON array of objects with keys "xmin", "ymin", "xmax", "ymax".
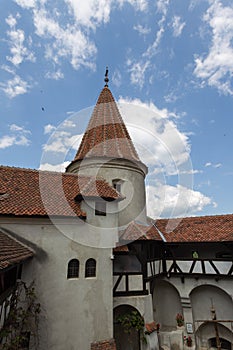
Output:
[
  {"xmin": 15, "ymin": 0, "xmax": 36, "ymax": 8},
  {"xmin": 146, "ymin": 183, "xmax": 212, "ymax": 218},
  {"xmin": 156, "ymin": 0, "xmax": 170, "ymax": 14},
  {"xmin": 189, "ymin": 0, "xmax": 203, "ymax": 11},
  {"xmin": 44, "ymin": 124, "xmax": 56, "ymax": 135},
  {"xmin": 63, "ymin": 120, "xmax": 76, "ymax": 128},
  {"xmin": 43, "ymin": 132, "xmax": 82, "ymax": 153},
  {"xmin": 0, "ymin": 136, "xmax": 17, "ymax": 149},
  {"xmin": 205, "ymin": 162, "xmax": 222, "ymax": 168},
  {"xmin": 5, "ymin": 14, "xmax": 17, "ymax": 28},
  {"xmin": 133, "ymin": 24, "xmax": 151, "ymax": 35},
  {"xmin": 64, "ymin": 0, "xmax": 111, "ymax": 28},
  {"xmin": 112, "ymin": 70, "xmax": 122, "ymax": 88},
  {"xmin": 0, "ymin": 75, "xmax": 30, "ymax": 98},
  {"xmin": 0, "ymin": 124, "xmax": 31, "ymax": 149},
  {"xmin": 118, "ymin": 98, "xmax": 191, "ymax": 171},
  {"xmin": 12, "ymin": 0, "xmax": 149, "ymax": 75},
  {"xmin": 193, "ymin": 0, "xmax": 233, "ymax": 95},
  {"xmin": 6, "ymin": 15, "xmax": 35, "ymax": 66},
  {"xmin": 164, "ymin": 91, "xmax": 179, "ymax": 103},
  {"xmin": 128, "ymin": 61, "xmax": 150, "ymax": 88},
  {"xmin": 1, "ymin": 65, "xmax": 15, "ymax": 74},
  {"xmin": 171, "ymin": 16, "xmax": 185, "ymax": 37},
  {"xmin": 33, "ymin": 6, "xmax": 97, "ymax": 70},
  {"xmin": 128, "ymin": 0, "xmax": 170, "ymax": 87},
  {"xmin": 45, "ymin": 70, "xmax": 64, "ymax": 80},
  {"xmin": 39, "ymin": 161, "xmax": 70, "ymax": 172},
  {"xmin": 214, "ymin": 163, "xmax": 222, "ymax": 168},
  {"xmin": 10, "ymin": 124, "xmax": 31, "ymax": 133},
  {"xmin": 117, "ymin": 0, "xmax": 148, "ymax": 12}
]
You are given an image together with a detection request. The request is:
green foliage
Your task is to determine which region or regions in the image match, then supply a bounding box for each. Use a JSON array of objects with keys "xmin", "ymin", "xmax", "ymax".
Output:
[
  {"xmin": 117, "ymin": 310, "xmax": 147, "ymax": 343},
  {"xmin": 176, "ymin": 313, "xmax": 184, "ymax": 326},
  {"xmin": 0, "ymin": 281, "xmax": 40, "ymax": 350}
]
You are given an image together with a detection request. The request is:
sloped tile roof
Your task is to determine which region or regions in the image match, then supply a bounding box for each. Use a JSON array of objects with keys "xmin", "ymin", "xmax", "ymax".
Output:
[
  {"xmin": 156, "ymin": 214, "xmax": 233, "ymax": 242},
  {"xmin": 122, "ymin": 214, "xmax": 233, "ymax": 243},
  {"xmin": 0, "ymin": 230, "xmax": 33, "ymax": 270},
  {"xmin": 120, "ymin": 221, "xmax": 161, "ymax": 241},
  {"xmin": 113, "ymin": 245, "xmax": 129, "ymax": 253},
  {"xmin": 73, "ymin": 86, "xmax": 141, "ymax": 163},
  {"xmin": 0, "ymin": 166, "xmax": 121, "ymax": 218}
]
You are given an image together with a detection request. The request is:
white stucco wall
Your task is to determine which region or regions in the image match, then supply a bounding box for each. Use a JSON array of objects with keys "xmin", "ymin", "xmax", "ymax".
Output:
[
  {"xmin": 0, "ymin": 216, "xmax": 116, "ymax": 350},
  {"xmin": 152, "ymin": 276, "xmax": 233, "ymax": 350}
]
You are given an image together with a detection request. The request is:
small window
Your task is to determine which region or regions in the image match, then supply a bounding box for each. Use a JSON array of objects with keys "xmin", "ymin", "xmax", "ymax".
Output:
[
  {"xmin": 85, "ymin": 258, "xmax": 96, "ymax": 278},
  {"xmin": 67, "ymin": 259, "xmax": 79, "ymax": 279},
  {"xmin": 112, "ymin": 179, "xmax": 122, "ymax": 193},
  {"xmin": 95, "ymin": 202, "xmax": 106, "ymax": 216}
]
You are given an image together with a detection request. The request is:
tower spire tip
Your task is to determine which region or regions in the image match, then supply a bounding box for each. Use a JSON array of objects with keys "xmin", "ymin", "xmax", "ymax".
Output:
[{"xmin": 104, "ymin": 66, "xmax": 109, "ymax": 87}]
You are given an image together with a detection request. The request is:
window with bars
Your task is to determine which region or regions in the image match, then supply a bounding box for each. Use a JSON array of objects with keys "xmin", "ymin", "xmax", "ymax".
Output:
[
  {"xmin": 67, "ymin": 259, "xmax": 79, "ymax": 279},
  {"xmin": 85, "ymin": 258, "xmax": 96, "ymax": 278}
]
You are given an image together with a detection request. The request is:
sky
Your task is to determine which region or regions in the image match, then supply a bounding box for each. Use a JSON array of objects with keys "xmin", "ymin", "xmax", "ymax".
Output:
[{"xmin": 0, "ymin": 0, "xmax": 232, "ymax": 220}]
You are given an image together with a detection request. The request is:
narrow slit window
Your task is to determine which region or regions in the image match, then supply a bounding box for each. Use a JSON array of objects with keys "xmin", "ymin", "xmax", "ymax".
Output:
[
  {"xmin": 95, "ymin": 202, "xmax": 106, "ymax": 216},
  {"xmin": 85, "ymin": 258, "xmax": 96, "ymax": 278},
  {"xmin": 67, "ymin": 259, "xmax": 79, "ymax": 279}
]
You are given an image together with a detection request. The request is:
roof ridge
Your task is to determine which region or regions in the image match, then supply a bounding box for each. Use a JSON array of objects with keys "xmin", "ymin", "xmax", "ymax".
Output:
[
  {"xmin": 155, "ymin": 213, "xmax": 233, "ymax": 221},
  {"xmin": 0, "ymin": 165, "xmax": 110, "ymax": 180}
]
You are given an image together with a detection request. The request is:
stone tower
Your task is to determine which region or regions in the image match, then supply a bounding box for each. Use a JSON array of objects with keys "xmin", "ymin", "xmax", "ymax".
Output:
[{"xmin": 66, "ymin": 77, "xmax": 148, "ymax": 228}]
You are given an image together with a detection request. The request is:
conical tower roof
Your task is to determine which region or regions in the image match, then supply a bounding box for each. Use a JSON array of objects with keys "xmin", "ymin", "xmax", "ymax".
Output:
[{"xmin": 73, "ymin": 85, "xmax": 141, "ymax": 163}]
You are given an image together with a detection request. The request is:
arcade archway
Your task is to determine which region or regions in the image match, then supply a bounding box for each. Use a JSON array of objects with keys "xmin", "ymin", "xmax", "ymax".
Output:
[{"xmin": 113, "ymin": 304, "xmax": 142, "ymax": 350}]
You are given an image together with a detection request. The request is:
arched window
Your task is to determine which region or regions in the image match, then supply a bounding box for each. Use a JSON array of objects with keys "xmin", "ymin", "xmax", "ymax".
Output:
[
  {"xmin": 85, "ymin": 258, "xmax": 96, "ymax": 278},
  {"xmin": 67, "ymin": 259, "xmax": 79, "ymax": 279}
]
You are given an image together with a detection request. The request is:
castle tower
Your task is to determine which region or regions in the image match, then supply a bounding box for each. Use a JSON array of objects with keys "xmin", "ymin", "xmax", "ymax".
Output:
[{"xmin": 66, "ymin": 72, "xmax": 148, "ymax": 228}]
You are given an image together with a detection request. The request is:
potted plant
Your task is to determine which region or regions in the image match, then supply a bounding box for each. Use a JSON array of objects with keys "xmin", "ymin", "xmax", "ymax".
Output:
[
  {"xmin": 176, "ymin": 313, "xmax": 184, "ymax": 327},
  {"xmin": 184, "ymin": 336, "xmax": 192, "ymax": 347}
]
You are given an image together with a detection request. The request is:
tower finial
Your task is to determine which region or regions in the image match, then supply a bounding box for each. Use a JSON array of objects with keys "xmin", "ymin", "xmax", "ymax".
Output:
[{"xmin": 104, "ymin": 66, "xmax": 109, "ymax": 87}]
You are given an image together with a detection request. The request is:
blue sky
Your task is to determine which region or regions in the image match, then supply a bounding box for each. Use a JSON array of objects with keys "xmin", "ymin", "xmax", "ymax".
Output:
[{"xmin": 0, "ymin": 0, "xmax": 232, "ymax": 219}]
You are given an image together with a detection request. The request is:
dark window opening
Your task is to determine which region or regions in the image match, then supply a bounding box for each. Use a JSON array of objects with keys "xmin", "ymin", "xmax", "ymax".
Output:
[
  {"xmin": 85, "ymin": 258, "xmax": 96, "ymax": 278},
  {"xmin": 113, "ymin": 255, "xmax": 142, "ymax": 273},
  {"xmin": 209, "ymin": 337, "xmax": 231, "ymax": 350},
  {"xmin": 113, "ymin": 183, "xmax": 121, "ymax": 193},
  {"xmin": 112, "ymin": 179, "xmax": 122, "ymax": 193},
  {"xmin": 216, "ymin": 251, "xmax": 232, "ymax": 259},
  {"xmin": 67, "ymin": 259, "xmax": 79, "ymax": 279},
  {"xmin": 95, "ymin": 202, "xmax": 106, "ymax": 216},
  {"xmin": 0, "ymin": 266, "xmax": 18, "ymax": 294}
]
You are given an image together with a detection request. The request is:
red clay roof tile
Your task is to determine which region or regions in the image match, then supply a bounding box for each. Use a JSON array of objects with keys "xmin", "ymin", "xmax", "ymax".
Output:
[
  {"xmin": 0, "ymin": 230, "xmax": 33, "ymax": 269},
  {"xmin": 0, "ymin": 166, "xmax": 121, "ymax": 218},
  {"xmin": 122, "ymin": 214, "xmax": 233, "ymax": 243},
  {"xmin": 73, "ymin": 86, "xmax": 141, "ymax": 163},
  {"xmin": 156, "ymin": 215, "xmax": 233, "ymax": 242}
]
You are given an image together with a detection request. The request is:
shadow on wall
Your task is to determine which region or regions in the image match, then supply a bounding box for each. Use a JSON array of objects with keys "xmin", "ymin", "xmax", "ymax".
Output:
[
  {"xmin": 152, "ymin": 280, "xmax": 183, "ymax": 331},
  {"xmin": 190, "ymin": 284, "xmax": 233, "ymax": 349}
]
